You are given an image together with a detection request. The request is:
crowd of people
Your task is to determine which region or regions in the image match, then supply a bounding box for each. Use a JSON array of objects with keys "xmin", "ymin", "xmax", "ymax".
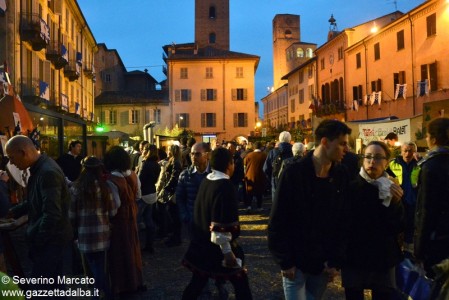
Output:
[{"xmin": 0, "ymin": 117, "xmax": 448, "ymax": 299}]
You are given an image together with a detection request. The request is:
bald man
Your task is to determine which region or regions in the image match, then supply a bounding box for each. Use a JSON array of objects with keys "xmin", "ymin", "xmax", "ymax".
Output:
[{"xmin": 6, "ymin": 136, "xmax": 72, "ymax": 293}]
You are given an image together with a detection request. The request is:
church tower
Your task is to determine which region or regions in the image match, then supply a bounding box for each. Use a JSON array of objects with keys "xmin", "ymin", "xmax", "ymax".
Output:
[
  {"xmin": 195, "ymin": 0, "xmax": 230, "ymax": 50},
  {"xmin": 272, "ymin": 14, "xmax": 300, "ymax": 89}
]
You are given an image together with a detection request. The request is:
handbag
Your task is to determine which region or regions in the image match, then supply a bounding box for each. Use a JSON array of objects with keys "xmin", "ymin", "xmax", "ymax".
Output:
[
  {"xmin": 396, "ymin": 259, "xmax": 433, "ymax": 300},
  {"xmin": 141, "ymin": 193, "xmax": 157, "ymax": 205}
]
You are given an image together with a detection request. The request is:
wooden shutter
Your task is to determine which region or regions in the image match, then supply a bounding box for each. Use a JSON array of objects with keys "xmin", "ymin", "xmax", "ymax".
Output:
[
  {"xmin": 429, "ymin": 62, "xmax": 438, "ymax": 92},
  {"xmin": 243, "ymin": 89, "xmax": 248, "ymax": 100},
  {"xmin": 231, "ymin": 89, "xmax": 236, "ymax": 100},
  {"xmin": 233, "ymin": 113, "xmax": 238, "ymax": 127},
  {"xmin": 201, "ymin": 113, "xmax": 205, "ymax": 127},
  {"xmin": 201, "ymin": 89, "xmax": 206, "ymax": 101},
  {"xmin": 244, "ymin": 113, "xmax": 248, "ymax": 127},
  {"xmin": 175, "ymin": 90, "xmax": 180, "ymax": 101}
]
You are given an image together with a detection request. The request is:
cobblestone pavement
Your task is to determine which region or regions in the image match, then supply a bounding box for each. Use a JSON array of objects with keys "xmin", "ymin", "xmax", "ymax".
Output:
[{"xmin": 8, "ymin": 195, "xmax": 349, "ymax": 299}]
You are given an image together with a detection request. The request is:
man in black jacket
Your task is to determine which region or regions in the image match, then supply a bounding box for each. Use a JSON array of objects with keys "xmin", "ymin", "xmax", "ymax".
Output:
[
  {"xmin": 268, "ymin": 120, "xmax": 352, "ymax": 300},
  {"xmin": 6, "ymin": 135, "xmax": 73, "ymax": 296},
  {"xmin": 56, "ymin": 139, "xmax": 84, "ymax": 185}
]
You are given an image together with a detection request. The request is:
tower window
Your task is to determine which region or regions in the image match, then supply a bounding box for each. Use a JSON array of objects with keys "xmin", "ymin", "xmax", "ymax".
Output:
[
  {"xmin": 284, "ymin": 30, "xmax": 292, "ymax": 38},
  {"xmin": 209, "ymin": 6, "xmax": 216, "ymax": 19},
  {"xmin": 209, "ymin": 33, "xmax": 216, "ymax": 44}
]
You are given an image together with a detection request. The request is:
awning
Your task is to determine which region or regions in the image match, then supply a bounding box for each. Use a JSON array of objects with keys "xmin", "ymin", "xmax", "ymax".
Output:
[{"xmin": 0, "ymin": 95, "xmax": 34, "ymax": 136}]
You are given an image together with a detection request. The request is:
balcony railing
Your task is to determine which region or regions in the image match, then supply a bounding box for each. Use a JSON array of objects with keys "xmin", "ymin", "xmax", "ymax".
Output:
[
  {"xmin": 63, "ymin": 60, "xmax": 80, "ymax": 81},
  {"xmin": 46, "ymin": 41, "xmax": 68, "ymax": 69},
  {"xmin": 315, "ymin": 101, "xmax": 346, "ymax": 117},
  {"xmin": 19, "ymin": 77, "xmax": 50, "ymax": 107},
  {"xmin": 20, "ymin": 13, "xmax": 50, "ymax": 51},
  {"xmin": 83, "ymin": 62, "xmax": 95, "ymax": 79}
]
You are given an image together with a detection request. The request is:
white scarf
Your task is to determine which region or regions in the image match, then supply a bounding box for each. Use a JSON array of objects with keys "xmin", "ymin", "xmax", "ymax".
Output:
[{"xmin": 359, "ymin": 167, "xmax": 393, "ymax": 207}]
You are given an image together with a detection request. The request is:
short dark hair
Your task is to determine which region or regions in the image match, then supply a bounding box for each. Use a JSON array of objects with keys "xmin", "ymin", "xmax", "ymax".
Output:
[
  {"xmin": 315, "ymin": 120, "xmax": 352, "ymax": 143},
  {"xmin": 180, "ymin": 137, "xmax": 188, "ymax": 146},
  {"xmin": 104, "ymin": 146, "xmax": 131, "ymax": 172},
  {"xmin": 385, "ymin": 132, "xmax": 398, "ymax": 141},
  {"xmin": 187, "ymin": 137, "xmax": 197, "ymax": 147},
  {"xmin": 428, "ymin": 117, "xmax": 449, "ymax": 146},
  {"xmin": 365, "ymin": 140, "xmax": 391, "ymax": 160},
  {"xmin": 68, "ymin": 140, "xmax": 82, "ymax": 151},
  {"xmin": 210, "ymin": 147, "xmax": 232, "ymax": 173}
]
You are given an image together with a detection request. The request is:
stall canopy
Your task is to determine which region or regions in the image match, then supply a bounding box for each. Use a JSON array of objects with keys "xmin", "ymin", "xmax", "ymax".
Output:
[{"xmin": 0, "ymin": 95, "xmax": 34, "ymax": 136}]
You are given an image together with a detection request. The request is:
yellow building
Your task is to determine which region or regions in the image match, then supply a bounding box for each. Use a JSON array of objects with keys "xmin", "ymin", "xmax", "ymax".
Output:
[
  {"xmin": 345, "ymin": 0, "xmax": 449, "ymax": 121},
  {"xmin": 0, "ymin": 0, "xmax": 97, "ymax": 158},
  {"xmin": 163, "ymin": 0, "xmax": 260, "ymax": 142},
  {"xmin": 94, "ymin": 43, "xmax": 169, "ymax": 141}
]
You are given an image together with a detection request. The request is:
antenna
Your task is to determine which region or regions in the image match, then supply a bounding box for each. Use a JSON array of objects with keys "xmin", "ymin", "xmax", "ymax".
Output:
[{"xmin": 387, "ymin": 0, "xmax": 398, "ymax": 11}]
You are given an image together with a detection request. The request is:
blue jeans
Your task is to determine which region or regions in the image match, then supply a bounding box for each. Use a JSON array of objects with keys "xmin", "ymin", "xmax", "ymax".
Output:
[
  {"xmin": 137, "ymin": 199, "xmax": 155, "ymax": 246},
  {"xmin": 84, "ymin": 251, "xmax": 111, "ymax": 300},
  {"xmin": 282, "ymin": 268, "xmax": 328, "ymax": 300}
]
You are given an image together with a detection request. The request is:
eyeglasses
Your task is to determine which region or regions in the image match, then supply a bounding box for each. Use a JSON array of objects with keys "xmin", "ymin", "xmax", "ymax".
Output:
[
  {"xmin": 362, "ymin": 155, "xmax": 387, "ymax": 162},
  {"xmin": 190, "ymin": 152, "xmax": 206, "ymax": 157}
]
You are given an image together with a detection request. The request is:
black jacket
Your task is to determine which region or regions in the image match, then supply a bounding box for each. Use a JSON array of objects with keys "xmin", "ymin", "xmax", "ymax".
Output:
[
  {"xmin": 11, "ymin": 155, "xmax": 73, "ymax": 248},
  {"xmin": 268, "ymin": 151, "xmax": 350, "ymax": 274},
  {"xmin": 139, "ymin": 158, "xmax": 161, "ymax": 195},
  {"xmin": 56, "ymin": 153, "xmax": 83, "ymax": 182},
  {"xmin": 344, "ymin": 175, "xmax": 404, "ymax": 271},
  {"xmin": 415, "ymin": 147, "xmax": 449, "ymax": 268}
]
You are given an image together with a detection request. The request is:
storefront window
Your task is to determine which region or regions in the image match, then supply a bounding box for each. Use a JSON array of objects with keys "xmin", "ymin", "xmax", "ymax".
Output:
[
  {"xmin": 29, "ymin": 112, "xmax": 60, "ymax": 159},
  {"xmin": 63, "ymin": 120, "xmax": 84, "ymax": 154}
]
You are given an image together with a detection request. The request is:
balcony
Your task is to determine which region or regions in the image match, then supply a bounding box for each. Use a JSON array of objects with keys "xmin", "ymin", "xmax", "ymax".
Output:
[
  {"xmin": 83, "ymin": 62, "xmax": 95, "ymax": 79},
  {"xmin": 19, "ymin": 77, "xmax": 50, "ymax": 108},
  {"xmin": 63, "ymin": 60, "xmax": 80, "ymax": 81},
  {"xmin": 20, "ymin": 13, "xmax": 50, "ymax": 51},
  {"xmin": 46, "ymin": 41, "xmax": 68, "ymax": 69},
  {"xmin": 315, "ymin": 101, "xmax": 346, "ymax": 117}
]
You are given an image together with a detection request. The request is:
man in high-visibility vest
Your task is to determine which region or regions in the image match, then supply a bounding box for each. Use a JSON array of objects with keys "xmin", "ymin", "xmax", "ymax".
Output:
[{"xmin": 388, "ymin": 141, "xmax": 421, "ymax": 257}]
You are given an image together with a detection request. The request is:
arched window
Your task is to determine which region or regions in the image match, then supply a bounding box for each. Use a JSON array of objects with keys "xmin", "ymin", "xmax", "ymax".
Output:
[
  {"xmin": 306, "ymin": 48, "xmax": 313, "ymax": 58},
  {"xmin": 284, "ymin": 30, "xmax": 292, "ymax": 38},
  {"xmin": 209, "ymin": 6, "xmax": 216, "ymax": 19},
  {"xmin": 296, "ymin": 48, "xmax": 304, "ymax": 58},
  {"xmin": 209, "ymin": 33, "xmax": 216, "ymax": 44}
]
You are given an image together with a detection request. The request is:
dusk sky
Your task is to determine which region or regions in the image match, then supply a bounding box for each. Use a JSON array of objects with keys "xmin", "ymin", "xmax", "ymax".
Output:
[{"xmin": 77, "ymin": 0, "xmax": 423, "ymax": 115}]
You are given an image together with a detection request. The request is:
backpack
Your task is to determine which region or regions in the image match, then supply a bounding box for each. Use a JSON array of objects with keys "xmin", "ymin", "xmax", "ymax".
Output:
[{"xmin": 271, "ymin": 150, "xmax": 289, "ymax": 187}]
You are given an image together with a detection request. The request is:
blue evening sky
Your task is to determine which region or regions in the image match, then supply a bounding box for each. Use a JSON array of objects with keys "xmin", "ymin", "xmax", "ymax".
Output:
[{"xmin": 77, "ymin": 0, "xmax": 423, "ymax": 115}]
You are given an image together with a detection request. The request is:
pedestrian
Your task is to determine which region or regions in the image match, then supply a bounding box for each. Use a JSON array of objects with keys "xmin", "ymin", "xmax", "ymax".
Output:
[
  {"xmin": 388, "ymin": 141, "xmax": 420, "ymax": 257},
  {"xmin": 415, "ymin": 117, "xmax": 449, "ymax": 298},
  {"xmin": 268, "ymin": 119, "xmax": 352, "ymax": 300},
  {"xmin": 278, "ymin": 142, "xmax": 305, "ymax": 177},
  {"xmin": 177, "ymin": 142, "xmax": 211, "ymax": 238},
  {"xmin": 69, "ymin": 156, "xmax": 119, "ymax": 300},
  {"xmin": 103, "ymin": 146, "xmax": 145, "ymax": 296},
  {"xmin": 157, "ymin": 144, "xmax": 182, "ymax": 247},
  {"xmin": 227, "ymin": 141, "xmax": 244, "ymax": 202},
  {"xmin": 6, "ymin": 135, "xmax": 73, "ymax": 296},
  {"xmin": 138, "ymin": 144, "xmax": 161, "ymax": 253},
  {"xmin": 56, "ymin": 139, "xmax": 84, "ymax": 185},
  {"xmin": 182, "ymin": 147, "xmax": 252, "ymax": 300},
  {"xmin": 129, "ymin": 141, "xmax": 142, "ymax": 172},
  {"xmin": 0, "ymin": 168, "xmax": 10, "ymax": 272},
  {"xmin": 384, "ymin": 132, "xmax": 401, "ymax": 158},
  {"xmin": 244, "ymin": 141, "xmax": 268, "ymax": 213},
  {"xmin": 342, "ymin": 141, "xmax": 404, "ymax": 300},
  {"xmin": 263, "ymin": 131, "xmax": 293, "ymax": 200}
]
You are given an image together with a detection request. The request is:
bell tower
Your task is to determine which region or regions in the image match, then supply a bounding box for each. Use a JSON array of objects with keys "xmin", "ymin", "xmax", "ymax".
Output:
[
  {"xmin": 272, "ymin": 14, "xmax": 300, "ymax": 89},
  {"xmin": 195, "ymin": 0, "xmax": 230, "ymax": 50}
]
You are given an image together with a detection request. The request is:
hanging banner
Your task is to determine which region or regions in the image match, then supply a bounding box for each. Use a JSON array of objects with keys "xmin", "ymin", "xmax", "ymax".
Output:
[{"xmin": 358, "ymin": 119, "xmax": 411, "ymax": 145}]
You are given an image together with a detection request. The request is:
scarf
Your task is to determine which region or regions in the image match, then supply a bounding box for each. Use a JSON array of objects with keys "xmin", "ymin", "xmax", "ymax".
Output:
[
  {"xmin": 207, "ymin": 170, "xmax": 230, "ymax": 181},
  {"xmin": 359, "ymin": 167, "xmax": 393, "ymax": 207}
]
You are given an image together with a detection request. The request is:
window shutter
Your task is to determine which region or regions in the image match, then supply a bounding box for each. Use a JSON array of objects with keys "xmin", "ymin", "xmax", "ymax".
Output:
[
  {"xmin": 212, "ymin": 113, "xmax": 216, "ymax": 127},
  {"xmin": 128, "ymin": 110, "xmax": 133, "ymax": 124},
  {"xmin": 175, "ymin": 90, "xmax": 180, "ymax": 101},
  {"xmin": 201, "ymin": 89, "xmax": 206, "ymax": 101},
  {"xmin": 243, "ymin": 89, "xmax": 248, "ymax": 100},
  {"xmin": 244, "ymin": 113, "xmax": 248, "ymax": 127},
  {"xmin": 233, "ymin": 113, "xmax": 238, "ymax": 127},
  {"xmin": 231, "ymin": 89, "xmax": 236, "ymax": 100},
  {"xmin": 399, "ymin": 71, "xmax": 406, "ymax": 84},
  {"xmin": 188, "ymin": 89, "xmax": 192, "ymax": 101},
  {"xmin": 186, "ymin": 114, "xmax": 190, "ymax": 127},
  {"xmin": 429, "ymin": 62, "xmax": 438, "ymax": 92},
  {"xmin": 145, "ymin": 110, "xmax": 150, "ymax": 123},
  {"xmin": 213, "ymin": 89, "xmax": 217, "ymax": 100},
  {"xmin": 104, "ymin": 110, "xmax": 110, "ymax": 124},
  {"xmin": 201, "ymin": 113, "xmax": 205, "ymax": 127},
  {"xmin": 175, "ymin": 114, "xmax": 179, "ymax": 126},
  {"xmin": 101, "ymin": 111, "xmax": 105, "ymax": 124}
]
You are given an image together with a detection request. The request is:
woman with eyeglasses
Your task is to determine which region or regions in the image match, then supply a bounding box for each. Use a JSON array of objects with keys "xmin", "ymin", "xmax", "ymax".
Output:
[{"xmin": 342, "ymin": 140, "xmax": 404, "ymax": 300}]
